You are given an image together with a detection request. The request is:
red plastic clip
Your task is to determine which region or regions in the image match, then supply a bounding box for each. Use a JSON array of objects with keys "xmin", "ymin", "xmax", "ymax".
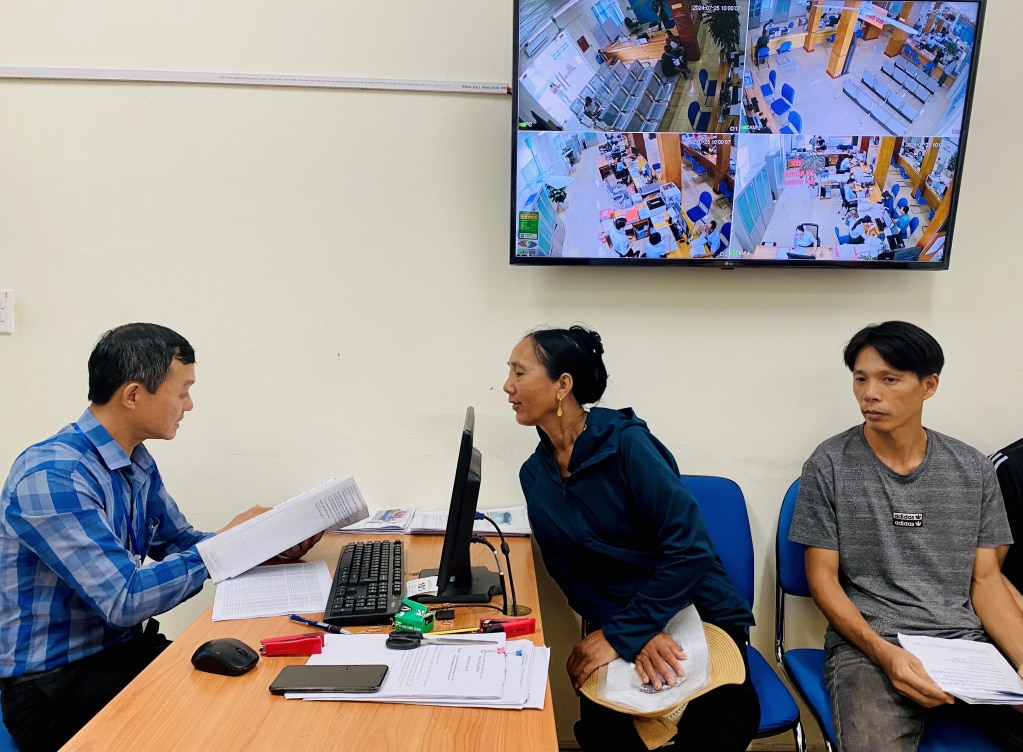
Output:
[{"xmin": 259, "ymin": 633, "xmax": 325, "ymax": 656}]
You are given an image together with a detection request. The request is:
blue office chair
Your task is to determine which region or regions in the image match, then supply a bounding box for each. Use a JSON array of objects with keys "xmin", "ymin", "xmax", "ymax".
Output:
[
  {"xmin": 780, "ymin": 110, "xmax": 802, "ymax": 135},
  {"xmin": 835, "ymin": 226, "xmax": 851, "ymax": 245},
  {"xmin": 825, "ymin": 33, "xmax": 836, "ymax": 47},
  {"xmin": 686, "ymin": 101, "xmax": 711, "ymax": 133},
  {"xmin": 760, "ymin": 69, "xmax": 778, "ymax": 103},
  {"xmin": 777, "ymin": 40, "xmax": 793, "ymax": 65},
  {"xmin": 719, "ymin": 222, "xmax": 731, "ymax": 254},
  {"xmin": 682, "ymin": 476, "xmax": 804, "ymax": 750},
  {"xmin": 716, "ymin": 179, "xmax": 734, "ymax": 206},
  {"xmin": 906, "ymin": 215, "xmax": 920, "ymax": 241},
  {"xmin": 923, "ymin": 61, "xmax": 936, "ymax": 76},
  {"xmin": 771, "ymin": 83, "xmax": 795, "ymax": 117},
  {"xmin": 686, "ymin": 191, "xmax": 712, "ymax": 224},
  {"xmin": 777, "ymin": 480, "xmax": 1004, "ymax": 752},
  {"xmin": 686, "ymin": 151, "xmax": 708, "ymax": 180},
  {"xmin": 699, "ymin": 68, "xmax": 717, "ymax": 105},
  {"xmin": 890, "ymin": 183, "xmax": 900, "ymax": 198},
  {"xmin": 757, "ymin": 47, "xmax": 770, "ymax": 68},
  {"xmin": 897, "ymin": 196, "xmax": 910, "ymax": 211}
]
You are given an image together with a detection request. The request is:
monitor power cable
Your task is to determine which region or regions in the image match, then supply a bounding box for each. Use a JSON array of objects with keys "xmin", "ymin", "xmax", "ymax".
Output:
[
  {"xmin": 475, "ymin": 513, "xmax": 522, "ymax": 617},
  {"xmin": 470, "ymin": 535, "xmax": 508, "ymax": 615}
]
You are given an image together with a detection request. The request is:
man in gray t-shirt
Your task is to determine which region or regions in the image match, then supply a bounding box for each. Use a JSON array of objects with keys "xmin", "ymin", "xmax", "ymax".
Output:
[{"xmin": 789, "ymin": 321, "xmax": 1023, "ymax": 752}]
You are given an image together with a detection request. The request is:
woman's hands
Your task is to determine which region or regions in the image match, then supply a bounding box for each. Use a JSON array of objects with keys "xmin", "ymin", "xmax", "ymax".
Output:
[
  {"xmin": 566, "ymin": 629, "xmax": 688, "ymax": 692},
  {"xmin": 634, "ymin": 632, "xmax": 687, "ymax": 690},
  {"xmin": 567, "ymin": 630, "xmax": 619, "ymax": 690}
]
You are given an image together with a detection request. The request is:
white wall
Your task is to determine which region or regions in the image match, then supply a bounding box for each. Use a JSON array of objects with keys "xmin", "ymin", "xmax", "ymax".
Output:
[{"xmin": 2, "ymin": 1, "xmax": 1021, "ymax": 748}]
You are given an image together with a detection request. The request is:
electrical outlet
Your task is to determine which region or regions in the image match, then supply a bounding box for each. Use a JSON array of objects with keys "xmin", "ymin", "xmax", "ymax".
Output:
[{"xmin": 0, "ymin": 289, "xmax": 14, "ymax": 335}]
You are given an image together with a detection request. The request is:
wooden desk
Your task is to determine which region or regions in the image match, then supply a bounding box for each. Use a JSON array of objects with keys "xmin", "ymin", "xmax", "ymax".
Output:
[
  {"xmin": 602, "ymin": 31, "xmax": 668, "ymax": 64},
  {"xmin": 62, "ymin": 536, "xmax": 556, "ymax": 752}
]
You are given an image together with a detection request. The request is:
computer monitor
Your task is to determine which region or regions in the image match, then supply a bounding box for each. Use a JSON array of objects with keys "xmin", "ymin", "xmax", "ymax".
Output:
[{"xmin": 418, "ymin": 407, "xmax": 503, "ymax": 604}]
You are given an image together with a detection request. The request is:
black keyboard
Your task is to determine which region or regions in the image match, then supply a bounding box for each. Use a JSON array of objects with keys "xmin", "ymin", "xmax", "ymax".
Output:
[{"xmin": 323, "ymin": 540, "xmax": 406, "ymax": 627}]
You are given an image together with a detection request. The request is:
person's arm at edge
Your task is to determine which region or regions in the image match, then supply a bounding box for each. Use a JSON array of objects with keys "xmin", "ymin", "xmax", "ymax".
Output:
[
  {"xmin": 805, "ymin": 546, "xmax": 952, "ymax": 707},
  {"xmin": 972, "ymin": 547, "xmax": 1023, "ymax": 670}
]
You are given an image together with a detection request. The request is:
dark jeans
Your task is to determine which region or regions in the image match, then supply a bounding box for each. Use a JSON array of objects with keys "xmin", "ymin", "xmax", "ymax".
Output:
[
  {"xmin": 826, "ymin": 643, "xmax": 1023, "ymax": 752},
  {"xmin": 574, "ymin": 627, "xmax": 760, "ymax": 751},
  {"xmin": 1, "ymin": 626, "xmax": 170, "ymax": 752}
]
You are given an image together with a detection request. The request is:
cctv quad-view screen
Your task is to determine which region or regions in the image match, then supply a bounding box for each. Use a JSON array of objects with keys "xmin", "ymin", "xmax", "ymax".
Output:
[{"xmin": 511, "ymin": 0, "xmax": 984, "ymax": 269}]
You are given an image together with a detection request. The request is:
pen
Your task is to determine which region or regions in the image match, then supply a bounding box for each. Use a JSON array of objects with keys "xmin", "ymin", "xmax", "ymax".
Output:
[{"xmin": 289, "ymin": 614, "xmax": 351, "ymax": 635}]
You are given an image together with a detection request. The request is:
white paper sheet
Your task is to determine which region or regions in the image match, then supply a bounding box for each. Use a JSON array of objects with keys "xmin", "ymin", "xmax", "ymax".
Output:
[
  {"xmin": 295, "ymin": 633, "xmax": 507, "ymax": 700},
  {"xmin": 410, "ymin": 506, "xmax": 531, "ymax": 536},
  {"xmin": 601, "ymin": 604, "xmax": 710, "ymax": 713},
  {"xmin": 211, "ymin": 561, "xmax": 333, "ymax": 621},
  {"xmin": 300, "ymin": 638, "xmax": 550, "ymax": 710},
  {"xmin": 898, "ymin": 633, "xmax": 1023, "ymax": 704},
  {"xmin": 197, "ymin": 477, "xmax": 368, "ymax": 582}
]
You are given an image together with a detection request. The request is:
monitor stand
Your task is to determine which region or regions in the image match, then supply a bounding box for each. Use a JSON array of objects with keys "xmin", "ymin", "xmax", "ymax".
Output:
[{"xmin": 416, "ymin": 566, "xmax": 503, "ymax": 604}]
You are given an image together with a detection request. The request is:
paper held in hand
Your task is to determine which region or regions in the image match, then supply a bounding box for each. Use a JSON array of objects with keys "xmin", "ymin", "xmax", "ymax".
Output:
[
  {"xmin": 197, "ymin": 476, "xmax": 369, "ymax": 582},
  {"xmin": 897, "ymin": 633, "xmax": 1023, "ymax": 704}
]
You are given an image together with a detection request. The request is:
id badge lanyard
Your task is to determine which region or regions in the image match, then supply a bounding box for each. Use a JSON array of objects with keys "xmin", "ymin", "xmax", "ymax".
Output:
[{"xmin": 117, "ymin": 487, "xmax": 144, "ymax": 570}]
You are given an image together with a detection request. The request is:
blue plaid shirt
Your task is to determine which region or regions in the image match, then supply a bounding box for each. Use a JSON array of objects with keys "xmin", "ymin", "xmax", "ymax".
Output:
[{"xmin": 0, "ymin": 409, "xmax": 211, "ymax": 677}]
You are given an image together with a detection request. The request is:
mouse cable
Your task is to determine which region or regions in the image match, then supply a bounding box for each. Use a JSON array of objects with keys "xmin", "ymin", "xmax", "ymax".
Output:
[
  {"xmin": 476, "ymin": 513, "xmax": 520, "ymax": 617},
  {"xmin": 470, "ymin": 535, "xmax": 508, "ymax": 615}
]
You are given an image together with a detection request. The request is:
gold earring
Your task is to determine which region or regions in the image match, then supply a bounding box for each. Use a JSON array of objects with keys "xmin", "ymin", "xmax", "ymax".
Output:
[{"xmin": 557, "ymin": 396, "xmax": 563, "ymax": 418}]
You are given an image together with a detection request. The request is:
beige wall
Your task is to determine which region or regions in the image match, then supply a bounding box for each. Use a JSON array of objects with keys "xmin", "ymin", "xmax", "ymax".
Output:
[{"xmin": 2, "ymin": 2, "xmax": 1020, "ymax": 749}]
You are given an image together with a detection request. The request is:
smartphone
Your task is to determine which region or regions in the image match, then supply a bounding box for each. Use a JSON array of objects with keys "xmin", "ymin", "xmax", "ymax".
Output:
[{"xmin": 269, "ymin": 664, "xmax": 389, "ymax": 695}]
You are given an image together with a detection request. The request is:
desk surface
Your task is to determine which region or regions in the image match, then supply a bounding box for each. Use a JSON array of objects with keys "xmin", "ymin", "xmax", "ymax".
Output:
[{"xmin": 62, "ymin": 536, "xmax": 556, "ymax": 752}]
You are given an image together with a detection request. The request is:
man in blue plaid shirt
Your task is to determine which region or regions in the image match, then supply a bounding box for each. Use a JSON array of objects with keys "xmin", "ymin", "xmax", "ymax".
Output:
[{"xmin": 0, "ymin": 323, "xmax": 322, "ymax": 752}]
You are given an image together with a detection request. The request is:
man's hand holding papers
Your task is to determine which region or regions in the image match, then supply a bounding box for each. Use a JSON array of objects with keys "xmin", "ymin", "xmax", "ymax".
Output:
[{"xmin": 898, "ymin": 634, "xmax": 1023, "ymax": 705}]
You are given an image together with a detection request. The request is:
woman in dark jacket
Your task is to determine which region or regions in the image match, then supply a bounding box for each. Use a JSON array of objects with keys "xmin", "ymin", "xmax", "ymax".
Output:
[{"xmin": 503, "ymin": 325, "xmax": 759, "ymax": 752}]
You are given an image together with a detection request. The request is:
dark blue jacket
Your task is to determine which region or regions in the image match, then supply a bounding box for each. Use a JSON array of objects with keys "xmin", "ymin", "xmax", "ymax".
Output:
[{"xmin": 519, "ymin": 407, "xmax": 753, "ymax": 661}]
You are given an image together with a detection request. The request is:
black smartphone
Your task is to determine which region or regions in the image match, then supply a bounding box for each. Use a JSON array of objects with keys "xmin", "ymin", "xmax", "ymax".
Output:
[{"xmin": 269, "ymin": 664, "xmax": 389, "ymax": 695}]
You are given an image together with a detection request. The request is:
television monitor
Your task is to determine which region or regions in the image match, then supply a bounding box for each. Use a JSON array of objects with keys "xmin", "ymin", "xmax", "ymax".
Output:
[
  {"xmin": 418, "ymin": 407, "xmax": 503, "ymax": 604},
  {"xmin": 510, "ymin": 0, "xmax": 985, "ymax": 269}
]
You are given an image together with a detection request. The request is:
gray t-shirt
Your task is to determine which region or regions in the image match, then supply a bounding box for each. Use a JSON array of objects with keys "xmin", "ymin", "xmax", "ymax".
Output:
[{"xmin": 789, "ymin": 425, "xmax": 1012, "ymax": 652}]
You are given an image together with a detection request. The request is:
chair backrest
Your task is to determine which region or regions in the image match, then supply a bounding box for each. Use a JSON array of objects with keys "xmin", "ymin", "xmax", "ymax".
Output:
[
  {"xmin": 891, "ymin": 183, "xmax": 900, "ymax": 197},
  {"xmin": 787, "ymin": 111, "xmax": 802, "ymax": 133},
  {"xmin": 721, "ymin": 221, "xmax": 731, "ymax": 244},
  {"xmin": 699, "ymin": 191, "xmax": 712, "ymax": 210},
  {"xmin": 757, "ymin": 47, "xmax": 769, "ymax": 61},
  {"xmin": 769, "ymin": 69, "xmax": 777, "ymax": 88},
  {"xmin": 687, "ymin": 100, "xmax": 701, "ymax": 128},
  {"xmin": 909, "ymin": 216, "xmax": 920, "ymax": 235},
  {"xmin": 680, "ymin": 475, "xmax": 755, "ymax": 607},
  {"xmin": 897, "ymin": 196, "xmax": 909, "ymax": 210},
  {"xmin": 780, "ymin": 83, "xmax": 795, "ymax": 104},
  {"xmin": 803, "ymin": 222, "xmax": 820, "ymax": 245},
  {"xmin": 779, "ymin": 41, "xmax": 792, "ymax": 53},
  {"xmin": 699, "ymin": 68, "xmax": 708, "ymax": 88},
  {"xmin": 776, "ymin": 479, "xmax": 809, "ymax": 597}
]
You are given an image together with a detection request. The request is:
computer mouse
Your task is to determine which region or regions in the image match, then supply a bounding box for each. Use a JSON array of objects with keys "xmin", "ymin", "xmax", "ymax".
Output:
[{"xmin": 190, "ymin": 638, "xmax": 259, "ymax": 676}]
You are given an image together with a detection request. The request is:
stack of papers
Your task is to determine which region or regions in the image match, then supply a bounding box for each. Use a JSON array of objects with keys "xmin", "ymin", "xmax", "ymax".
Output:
[
  {"xmin": 330, "ymin": 507, "xmax": 416, "ymax": 534},
  {"xmin": 410, "ymin": 506, "xmax": 531, "ymax": 537},
  {"xmin": 284, "ymin": 633, "xmax": 550, "ymax": 710},
  {"xmin": 212, "ymin": 561, "xmax": 333, "ymax": 621},
  {"xmin": 898, "ymin": 633, "xmax": 1023, "ymax": 704}
]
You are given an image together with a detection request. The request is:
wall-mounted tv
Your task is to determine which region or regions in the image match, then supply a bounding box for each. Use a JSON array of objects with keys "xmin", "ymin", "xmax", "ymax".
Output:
[{"xmin": 511, "ymin": 0, "xmax": 985, "ymax": 269}]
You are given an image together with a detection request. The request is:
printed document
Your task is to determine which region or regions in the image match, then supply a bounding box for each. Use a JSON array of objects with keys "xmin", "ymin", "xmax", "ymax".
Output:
[
  {"xmin": 297, "ymin": 633, "xmax": 506, "ymax": 699},
  {"xmin": 410, "ymin": 506, "xmax": 531, "ymax": 536},
  {"xmin": 197, "ymin": 477, "xmax": 369, "ymax": 582},
  {"xmin": 898, "ymin": 633, "xmax": 1023, "ymax": 704},
  {"xmin": 212, "ymin": 561, "xmax": 333, "ymax": 621},
  {"xmin": 602, "ymin": 604, "xmax": 709, "ymax": 713}
]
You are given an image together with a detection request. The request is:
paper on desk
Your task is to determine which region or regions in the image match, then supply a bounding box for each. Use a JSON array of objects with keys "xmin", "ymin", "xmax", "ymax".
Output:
[
  {"xmin": 211, "ymin": 561, "xmax": 332, "ymax": 621},
  {"xmin": 897, "ymin": 633, "xmax": 1023, "ymax": 704},
  {"xmin": 295, "ymin": 633, "xmax": 507, "ymax": 700},
  {"xmin": 303, "ymin": 638, "xmax": 550, "ymax": 710},
  {"xmin": 329, "ymin": 506, "xmax": 416, "ymax": 534},
  {"xmin": 601, "ymin": 604, "xmax": 710, "ymax": 713},
  {"xmin": 410, "ymin": 506, "xmax": 531, "ymax": 536},
  {"xmin": 197, "ymin": 477, "xmax": 369, "ymax": 583}
]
